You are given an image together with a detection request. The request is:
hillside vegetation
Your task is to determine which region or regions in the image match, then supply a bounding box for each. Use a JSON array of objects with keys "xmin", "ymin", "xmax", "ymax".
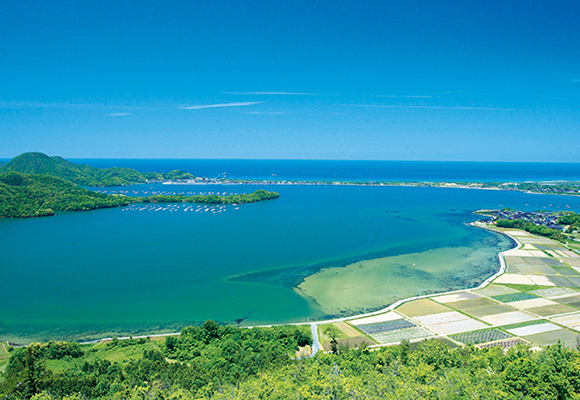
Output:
[
  {"xmin": 0, "ymin": 171, "xmax": 280, "ymax": 219},
  {"xmin": 1, "ymin": 324, "xmax": 580, "ymax": 399},
  {"xmin": 0, "ymin": 172, "xmax": 133, "ymax": 218},
  {"xmin": 0, "ymin": 152, "xmax": 193, "ymax": 187}
]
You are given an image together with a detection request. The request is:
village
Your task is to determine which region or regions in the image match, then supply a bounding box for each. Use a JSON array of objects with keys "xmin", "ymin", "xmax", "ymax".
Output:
[{"xmin": 476, "ymin": 208, "xmax": 566, "ymax": 230}]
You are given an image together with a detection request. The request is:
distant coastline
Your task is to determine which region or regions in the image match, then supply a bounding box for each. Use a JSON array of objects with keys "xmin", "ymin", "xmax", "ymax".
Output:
[{"xmin": 160, "ymin": 177, "xmax": 580, "ymax": 198}]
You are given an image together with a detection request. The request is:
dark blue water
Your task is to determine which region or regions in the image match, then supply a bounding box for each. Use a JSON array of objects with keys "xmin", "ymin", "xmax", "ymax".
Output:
[{"xmin": 69, "ymin": 159, "xmax": 580, "ymax": 182}]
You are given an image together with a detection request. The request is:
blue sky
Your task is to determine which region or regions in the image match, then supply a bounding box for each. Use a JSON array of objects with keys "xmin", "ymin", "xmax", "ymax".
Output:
[{"xmin": 1, "ymin": 0, "xmax": 579, "ymax": 161}]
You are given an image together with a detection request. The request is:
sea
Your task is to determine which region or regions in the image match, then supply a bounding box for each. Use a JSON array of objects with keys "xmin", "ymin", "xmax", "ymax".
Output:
[{"xmin": 2, "ymin": 160, "xmax": 580, "ymax": 343}]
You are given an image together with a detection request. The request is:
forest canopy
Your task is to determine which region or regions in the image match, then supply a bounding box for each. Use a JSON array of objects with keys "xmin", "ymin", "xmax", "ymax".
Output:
[
  {"xmin": 0, "ymin": 171, "xmax": 279, "ymax": 219},
  {"xmin": 2, "ymin": 324, "xmax": 580, "ymax": 399},
  {"xmin": 0, "ymin": 152, "xmax": 193, "ymax": 187}
]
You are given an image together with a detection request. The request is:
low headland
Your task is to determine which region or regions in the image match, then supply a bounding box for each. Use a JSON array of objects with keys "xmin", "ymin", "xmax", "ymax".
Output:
[{"xmin": 0, "ymin": 171, "xmax": 279, "ymax": 219}]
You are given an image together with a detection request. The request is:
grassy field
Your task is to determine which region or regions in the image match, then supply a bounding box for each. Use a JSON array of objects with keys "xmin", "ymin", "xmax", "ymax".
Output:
[
  {"xmin": 318, "ymin": 322, "xmax": 375, "ymax": 350},
  {"xmin": 45, "ymin": 339, "xmax": 165, "ymax": 373}
]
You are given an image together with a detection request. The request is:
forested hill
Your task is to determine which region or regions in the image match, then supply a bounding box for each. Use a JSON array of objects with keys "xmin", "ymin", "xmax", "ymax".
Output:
[
  {"xmin": 0, "ymin": 171, "xmax": 280, "ymax": 219},
  {"xmin": 0, "ymin": 152, "xmax": 193, "ymax": 187},
  {"xmin": 2, "ymin": 326, "xmax": 580, "ymax": 399},
  {"xmin": 0, "ymin": 172, "xmax": 134, "ymax": 218}
]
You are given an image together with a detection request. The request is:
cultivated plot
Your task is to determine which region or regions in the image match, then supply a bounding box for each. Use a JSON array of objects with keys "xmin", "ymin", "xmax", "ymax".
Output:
[
  {"xmin": 479, "ymin": 311, "xmax": 535, "ymax": 326},
  {"xmin": 523, "ymin": 329, "xmax": 580, "ymax": 347},
  {"xmin": 476, "ymin": 338, "xmax": 528, "ymax": 350},
  {"xmin": 447, "ymin": 298, "xmax": 515, "ymax": 318},
  {"xmin": 492, "ymin": 293, "xmax": 538, "ymax": 303},
  {"xmin": 507, "ymin": 323, "xmax": 561, "ymax": 336},
  {"xmin": 372, "ymin": 327, "xmax": 433, "ymax": 344},
  {"xmin": 356, "ymin": 319, "xmax": 416, "ymax": 335},
  {"xmin": 531, "ymin": 287, "xmax": 578, "ymax": 298},
  {"xmin": 396, "ymin": 299, "xmax": 450, "ymax": 317},
  {"xmin": 349, "ymin": 312, "xmax": 402, "ymax": 326},
  {"xmin": 449, "ymin": 329, "xmax": 512, "ymax": 345},
  {"xmin": 475, "ymin": 284, "xmax": 519, "ymax": 297},
  {"xmin": 432, "ymin": 293, "xmax": 480, "ymax": 303}
]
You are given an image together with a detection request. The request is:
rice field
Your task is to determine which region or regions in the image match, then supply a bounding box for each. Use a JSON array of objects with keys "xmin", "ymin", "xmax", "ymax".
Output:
[
  {"xmin": 552, "ymin": 266, "xmax": 580, "ymax": 276},
  {"xmin": 523, "ymin": 329, "xmax": 580, "ymax": 347},
  {"xmin": 535, "ymin": 304, "xmax": 578, "ymax": 317},
  {"xmin": 449, "ymin": 329, "xmax": 512, "ymax": 345},
  {"xmin": 357, "ymin": 319, "xmax": 416, "ymax": 335},
  {"xmin": 530, "ymin": 287, "xmax": 578, "ymax": 298},
  {"xmin": 476, "ymin": 338, "xmax": 527, "ymax": 350},
  {"xmin": 479, "ymin": 311, "xmax": 535, "ymax": 326},
  {"xmin": 509, "ymin": 298, "xmax": 558, "ymax": 310},
  {"xmin": 337, "ymin": 228, "xmax": 580, "ymax": 349},
  {"xmin": 448, "ymin": 298, "xmax": 515, "ymax": 317},
  {"xmin": 372, "ymin": 327, "xmax": 433, "ymax": 344},
  {"xmin": 396, "ymin": 299, "xmax": 450, "ymax": 317},
  {"xmin": 428, "ymin": 319, "xmax": 488, "ymax": 335},
  {"xmin": 349, "ymin": 312, "xmax": 402, "ymax": 326},
  {"xmin": 492, "ymin": 292, "xmax": 538, "ymax": 303},
  {"xmin": 547, "ymin": 276, "xmax": 577, "ymax": 287},
  {"xmin": 432, "ymin": 293, "xmax": 480, "ymax": 303},
  {"xmin": 507, "ymin": 323, "xmax": 561, "ymax": 336},
  {"xmin": 500, "ymin": 319, "xmax": 548, "ymax": 330},
  {"xmin": 475, "ymin": 284, "xmax": 519, "ymax": 297},
  {"xmin": 553, "ymin": 295, "xmax": 580, "ymax": 308}
]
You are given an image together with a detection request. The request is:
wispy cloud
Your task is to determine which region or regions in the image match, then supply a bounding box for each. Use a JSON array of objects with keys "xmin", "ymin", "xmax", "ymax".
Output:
[
  {"xmin": 104, "ymin": 112, "xmax": 132, "ymax": 117},
  {"xmin": 223, "ymin": 92, "xmax": 318, "ymax": 96},
  {"xmin": 241, "ymin": 111, "xmax": 289, "ymax": 115},
  {"xmin": 374, "ymin": 95, "xmax": 435, "ymax": 98},
  {"xmin": 342, "ymin": 104, "xmax": 516, "ymax": 111},
  {"xmin": 179, "ymin": 101, "xmax": 264, "ymax": 110}
]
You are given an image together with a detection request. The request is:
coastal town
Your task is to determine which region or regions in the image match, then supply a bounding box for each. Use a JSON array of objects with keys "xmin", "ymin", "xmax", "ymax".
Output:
[{"xmin": 476, "ymin": 208, "xmax": 566, "ymax": 231}]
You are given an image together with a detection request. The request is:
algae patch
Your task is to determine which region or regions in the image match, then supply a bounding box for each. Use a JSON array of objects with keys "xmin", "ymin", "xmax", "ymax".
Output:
[{"xmin": 296, "ymin": 246, "xmax": 499, "ymax": 314}]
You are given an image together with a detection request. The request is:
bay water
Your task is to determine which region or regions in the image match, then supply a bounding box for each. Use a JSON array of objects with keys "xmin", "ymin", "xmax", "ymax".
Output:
[{"xmin": 2, "ymin": 160, "xmax": 580, "ymax": 342}]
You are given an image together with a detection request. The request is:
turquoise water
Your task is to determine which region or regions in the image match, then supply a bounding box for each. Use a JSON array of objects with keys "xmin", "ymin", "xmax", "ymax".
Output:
[{"xmin": 2, "ymin": 183, "xmax": 580, "ymax": 342}]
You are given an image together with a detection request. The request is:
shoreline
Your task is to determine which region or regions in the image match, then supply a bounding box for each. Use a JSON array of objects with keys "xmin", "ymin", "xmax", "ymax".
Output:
[
  {"xmin": 0, "ymin": 225, "xmax": 524, "ymax": 346},
  {"xmin": 158, "ymin": 178, "xmax": 580, "ymax": 198},
  {"xmin": 70, "ymin": 223, "xmax": 520, "ymax": 346},
  {"xmin": 291, "ymin": 223, "xmax": 520, "ymax": 326}
]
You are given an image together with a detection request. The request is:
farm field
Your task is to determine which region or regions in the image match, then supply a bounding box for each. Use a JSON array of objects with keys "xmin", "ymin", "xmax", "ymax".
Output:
[{"xmin": 339, "ymin": 225, "xmax": 580, "ymax": 350}]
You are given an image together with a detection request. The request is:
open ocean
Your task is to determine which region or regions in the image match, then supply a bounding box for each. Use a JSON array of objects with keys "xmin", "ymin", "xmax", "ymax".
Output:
[
  {"xmin": 2, "ymin": 160, "xmax": 580, "ymax": 342},
  {"xmin": 71, "ymin": 159, "xmax": 580, "ymax": 182}
]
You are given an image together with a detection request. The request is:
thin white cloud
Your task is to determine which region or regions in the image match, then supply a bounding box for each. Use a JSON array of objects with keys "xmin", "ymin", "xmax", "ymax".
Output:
[
  {"xmin": 223, "ymin": 92, "xmax": 318, "ymax": 96},
  {"xmin": 241, "ymin": 111, "xmax": 289, "ymax": 115},
  {"xmin": 342, "ymin": 104, "xmax": 517, "ymax": 111},
  {"xmin": 104, "ymin": 112, "xmax": 132, "ymax": 117},
  {"xmin": 374, "ymin": 95, "xmax": 435, "ymax": 98},
  {"xmin": 179, "ymin": 101, "xmax": 264, "ymax": 110}
]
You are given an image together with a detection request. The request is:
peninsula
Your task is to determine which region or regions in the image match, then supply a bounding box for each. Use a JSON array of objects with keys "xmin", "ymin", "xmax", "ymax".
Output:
[{"xmin": 0, "ymin": 171, "xmax": 279, "ymax": 219}]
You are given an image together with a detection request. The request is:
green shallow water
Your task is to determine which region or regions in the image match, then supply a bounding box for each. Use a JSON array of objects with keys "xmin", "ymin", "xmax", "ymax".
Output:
[{"xmin": 2, "ymin": 184, "xmax": 579, "ymax": 342}]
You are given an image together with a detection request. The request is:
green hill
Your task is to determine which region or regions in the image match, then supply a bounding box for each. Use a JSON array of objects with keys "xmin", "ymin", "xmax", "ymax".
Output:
[
  {"xmin": 0, "ymin": 152, "xmax": 193, "ymax": 187},
  {"xmin": 0, "ymin": 171, "xmax": 280, "ymax": 219},
  {"xmin": 0, "ymin": 171, "xmax": 134, "ymax": 218}
]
